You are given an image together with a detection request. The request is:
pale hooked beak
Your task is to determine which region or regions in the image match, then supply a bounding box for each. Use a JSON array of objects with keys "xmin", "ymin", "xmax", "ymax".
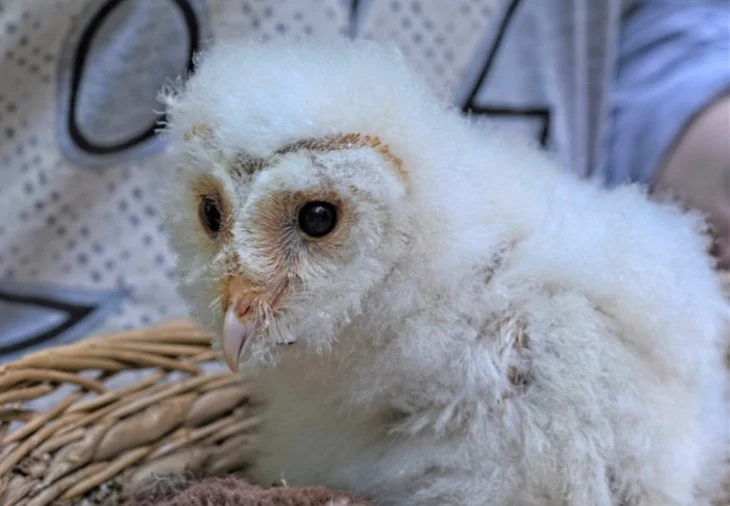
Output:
[{"xmin": 222, "ymin": 276, "xmax": 261, "ymax": 373}]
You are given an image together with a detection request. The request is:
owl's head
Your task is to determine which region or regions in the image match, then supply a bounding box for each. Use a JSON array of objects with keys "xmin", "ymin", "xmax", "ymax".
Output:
[
  {"xmin": 161, "ymin": 36, "xmax": 461, "ymax": 371},
  {"xmin": 165, "ymin": 128, "xmax": 412, "ymax": 371}
]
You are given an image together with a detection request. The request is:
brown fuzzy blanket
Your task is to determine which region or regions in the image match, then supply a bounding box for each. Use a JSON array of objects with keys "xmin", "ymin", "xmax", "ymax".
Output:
[{"xmin": 128, "ymin": 476, "xmax": 372, "ymax": 506}]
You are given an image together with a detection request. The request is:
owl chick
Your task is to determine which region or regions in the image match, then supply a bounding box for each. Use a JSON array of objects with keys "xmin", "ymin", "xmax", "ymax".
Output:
[{"xmin": 160, "ymin": 37, "xmax": 729, "ymax": 506}]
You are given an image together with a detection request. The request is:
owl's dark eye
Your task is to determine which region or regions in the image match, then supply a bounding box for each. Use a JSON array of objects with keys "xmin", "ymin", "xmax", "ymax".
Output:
[
  {"xmin": 198, "ymin": 196, "xmax": 222, "ymax": 235},
  {"xmin": 298, "ymin": 201, "xmax": 338, "ymax": 238}
]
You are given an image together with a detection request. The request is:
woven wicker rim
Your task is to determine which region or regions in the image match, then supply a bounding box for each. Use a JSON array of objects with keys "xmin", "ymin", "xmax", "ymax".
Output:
[{"xmin": 0, "ymin": 319, "xmax": 259, "ymax": 506}]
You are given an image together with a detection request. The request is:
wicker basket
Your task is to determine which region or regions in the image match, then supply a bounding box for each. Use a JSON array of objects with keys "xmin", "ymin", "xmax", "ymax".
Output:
[
  {"xmin": 0, "ymin": 319, "xmax": 260, "ymax": 506},
  {"xmin": 2, "ymin": 288, "xmax": 729, "ymax": 505}
]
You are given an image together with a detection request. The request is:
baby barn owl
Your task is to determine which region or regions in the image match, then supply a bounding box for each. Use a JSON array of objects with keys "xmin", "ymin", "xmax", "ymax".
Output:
[{"xmin": 161, "ymin": 37, "xmax": 729, "ymax": 506}]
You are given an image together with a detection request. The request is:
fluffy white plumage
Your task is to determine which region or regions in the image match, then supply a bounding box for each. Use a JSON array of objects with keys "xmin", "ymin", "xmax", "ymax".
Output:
[{"xmin": 160, "ymin": 36, "xmax": 729, "ymax": 505}]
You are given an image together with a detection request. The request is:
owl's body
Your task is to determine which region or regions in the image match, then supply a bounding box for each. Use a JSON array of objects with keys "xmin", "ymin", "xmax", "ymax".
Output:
[{"xmin": 161, "ymin": 38, "xmax": 729, "ymax": 505}]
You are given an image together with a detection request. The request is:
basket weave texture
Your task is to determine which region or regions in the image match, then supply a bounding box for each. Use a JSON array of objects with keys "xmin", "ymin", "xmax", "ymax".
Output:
[{"xmin": 0, "ymin": 320, "xmax": 259, "ymax": 506}]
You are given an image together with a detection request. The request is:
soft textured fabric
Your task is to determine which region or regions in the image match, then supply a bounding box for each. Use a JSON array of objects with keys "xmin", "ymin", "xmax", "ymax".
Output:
[
  {"xmin": 0, "ymin": 0, "xmax": 727, "ymax": 360},
  {"xmin": 129, "ymin": 476, "xmax": 371, "ymax": 506}
]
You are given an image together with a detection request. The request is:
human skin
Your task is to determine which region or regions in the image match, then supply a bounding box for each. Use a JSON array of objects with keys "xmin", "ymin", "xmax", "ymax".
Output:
[{"xmin": 652, "ymin": 92, "xmax": 730, "ymax": 268}]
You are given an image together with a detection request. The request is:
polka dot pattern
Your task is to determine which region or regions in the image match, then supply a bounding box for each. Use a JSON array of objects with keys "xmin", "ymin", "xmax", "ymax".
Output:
[
  {"xmin": 210, "ymin": 0, "xmax": 350, "ymax": 42},
  {"xmin": 0, "ymin": 0, "xmax": 192, "ymax": 332},
  {"xmin": 360, "ymin": 0, "xmax": 495, "ymax": 101}
]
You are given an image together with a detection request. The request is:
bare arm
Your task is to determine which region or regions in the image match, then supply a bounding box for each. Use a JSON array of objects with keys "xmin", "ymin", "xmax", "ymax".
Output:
[{"xmin": 652, "ymin": 93, "xmax": 730, "ymax": 267}]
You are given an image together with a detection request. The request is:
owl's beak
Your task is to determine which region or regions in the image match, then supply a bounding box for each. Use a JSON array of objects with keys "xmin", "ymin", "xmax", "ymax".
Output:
[{"xmin": 221, "ymin": 275, "xmax": 261, "ymax": 373}]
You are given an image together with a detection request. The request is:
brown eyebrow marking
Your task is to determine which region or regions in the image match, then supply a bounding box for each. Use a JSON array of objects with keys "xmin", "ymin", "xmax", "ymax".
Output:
[
  {"xmin": 276, "ymin": 133, "xmax": 408, "ymax": 183},
  {"xmin": 228, "ymin": 155, "xmax": 266, "ymax": 179},
  {"xmin": 223, "ymin": 133, "xmax": 408, "ymax": 183}
]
